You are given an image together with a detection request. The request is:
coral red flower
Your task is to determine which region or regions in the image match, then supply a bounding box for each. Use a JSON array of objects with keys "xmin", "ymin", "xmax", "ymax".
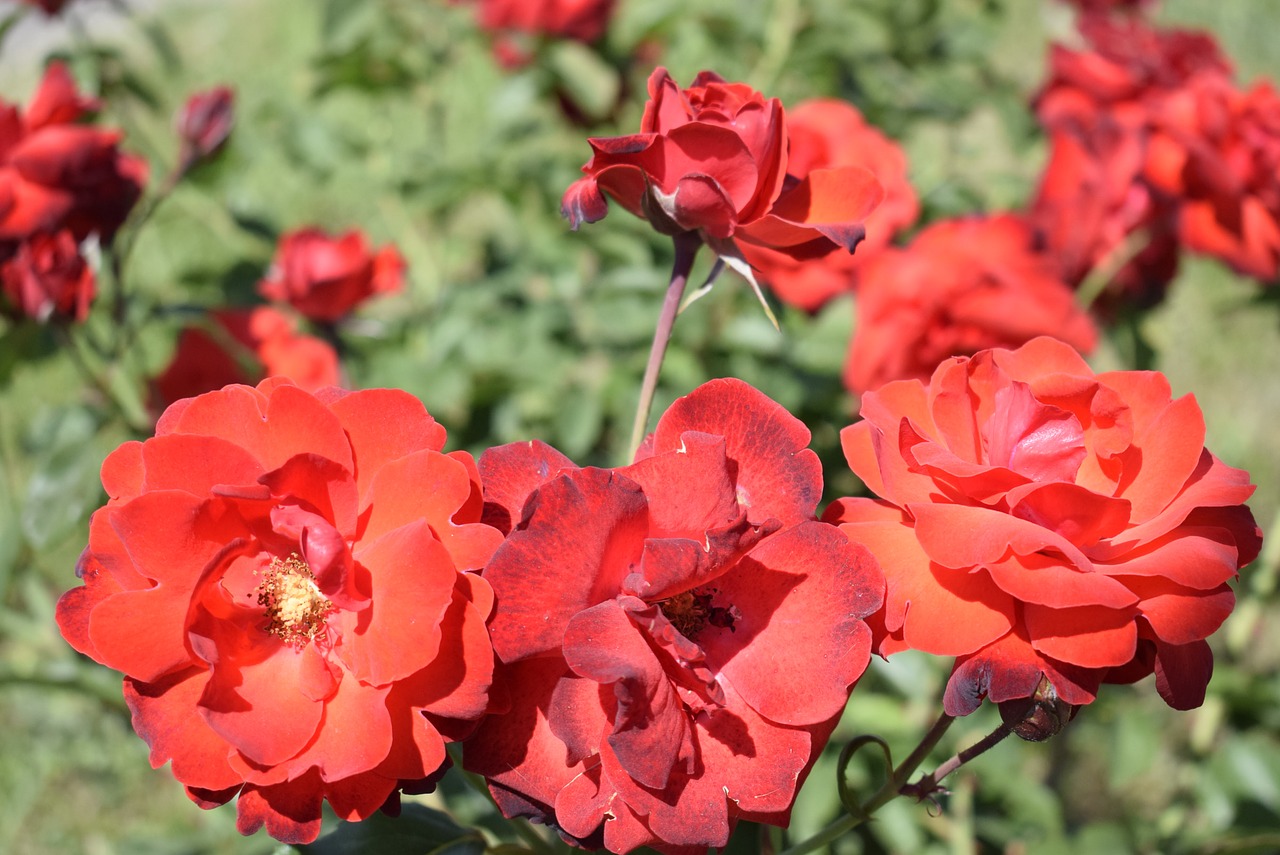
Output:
[
  {"xmin": 0, "ymin": 62, "xmax": 147, "ymax": 243},
  {"xmin": 826, "ymin": 337, "xmax": 1262, "ymax": 717},
  {"xmin": 0, "ymin": 228, "xmax": 94, "ymax": 322},
  {"xmin": 738, "ymin": 98, "xmax": 919, "ymax": 311},
  {"xmin": 562, "ymin": 68, "xmax": 883, "ymax": 263},
  {"xmin": 151, "ymin": 307, "xmax": 341, "ymax": 410},
  {"xmin": 56, "ymin": 380, "xmax": 504, "ymax": 843},
  {"xmin": 175, "ymin": 86, "xmax": 235, "ymax": 175},
  {"xmin": 465, "ymin": 379, "xmax": 883, "ymax": 854},
  {"xmin": 257, "ymin": 227, "xmax": 405, "ymax": 323},
  {"xmin": 843, "ymin": 214, "xmax": 1097, "ymax": 395}
]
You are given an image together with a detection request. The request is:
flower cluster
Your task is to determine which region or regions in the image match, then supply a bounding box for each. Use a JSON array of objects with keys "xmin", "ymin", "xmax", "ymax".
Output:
[{"xmin": 0, "ymin": 63, "xmax": 146, "ymax": 322}]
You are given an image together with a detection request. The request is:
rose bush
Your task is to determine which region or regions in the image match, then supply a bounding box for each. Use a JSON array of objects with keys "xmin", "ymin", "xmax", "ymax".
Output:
[
  {"xmin": 826, "ymin": 337, "xmax": 1262, "ymax": 718},
  {"xmin": 465, "ymin": 378, "xmax": 884, "ymax": 854},
  {"xmin": 257, "ymin": 227, "xmax": 405, "ymax": 323},
  {"xmin": 151, "ymin": 307, "xmax": 340, "ymax": 410},
  {"xmin": 56, "ymin": 380, "xmax": 503, "ymax": 842},
  {"xmin": 738, "ymin": 97, "xmax": 919, "ymax": 312},
  {"xmin": 843, "ymin": 214, "xmax": 1097, "ymax": 395},
  {"xmin": 561, "ymin": 68, "xmax": 883, "ymax": 263}
]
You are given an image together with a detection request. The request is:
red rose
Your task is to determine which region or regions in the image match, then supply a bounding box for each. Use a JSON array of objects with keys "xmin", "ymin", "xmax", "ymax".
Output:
[
  {"xmin": 18, "ymin": 0, "xmax": 73, "ymax": 14},
  {"xmin": 475, "ymin": 0, "xmax": 615, "ymax": 43},
  {"xmin": 175, "ymin": 86, "xmax": 235, "ymax": 175},
  {"xmin": 0, "ymin": 228, "xmax": 94, "ymax": 322},
  {"xmin": 1149, "ymin": 76, "xmax": 1280, "ymax": 280},
  {"xmin": 0, "ymin": 62, "xmax": 147, "ymax": 242},
  {"xmin": 843, "ymin": 214, "xmax": 1098, "ymax": 395},
  {"xmin": 465, "ymin": 379, "xmax": 884, "ymax": 854},
  {"xmin": 1030, "ymin": 17, "xmax": 1232, "ymax": 303},
  {"xmin": 56, "ymin": 380, "xmax": 504, "ymax": 842},
  {"xmin": 562, "ymin": 68, "xmax": 883, "ymax": 261},
  {"xmin": 258, "ymin": 227, "xmax": 405, "ymax": 323},
  {"xmin": 738, "ymin": 98, "xmax": 919, "ymax": 312},
  {"xmin": 151, "ymin": 307, "xmax": 341, "ymax": 410},
  {"xmin": 826, "ymin": 337, "xmax": 1262, "ymax": 717}
]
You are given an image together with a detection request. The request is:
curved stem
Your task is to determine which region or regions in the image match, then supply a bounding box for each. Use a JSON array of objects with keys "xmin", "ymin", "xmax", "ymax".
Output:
[
  {"xmin": 901, "ymin": 718, "xmax": 1013, "ymax": 801},
  {"xmin": 780, "ymin": 713, "xmax": 955, "ymax": 855},
  {"xmin": 625, "ymin": 232, "xmax": 701, "ymax": 462}
]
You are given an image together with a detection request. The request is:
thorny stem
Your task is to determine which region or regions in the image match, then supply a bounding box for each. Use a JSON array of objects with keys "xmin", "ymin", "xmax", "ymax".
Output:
[
  {"xmin": 901, "ymin": 718, "xmax": 1016, "ymax": 801},
  {"xmin": 779, "ymin": 713, "xmax": 956, "ymax": 855},
  {"xmin": 626, "ymin": 232, "xmax": 701, "ymax": 462}
]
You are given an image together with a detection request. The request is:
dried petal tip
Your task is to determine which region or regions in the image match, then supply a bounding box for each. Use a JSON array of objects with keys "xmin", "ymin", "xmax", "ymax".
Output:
[{"xmin": 998, "ymin": 676, "xmax": 1077, "ymax": 742}]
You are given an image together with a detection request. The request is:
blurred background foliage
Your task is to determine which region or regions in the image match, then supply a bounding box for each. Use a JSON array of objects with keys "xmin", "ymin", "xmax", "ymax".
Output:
[{"xmin": 0, "ymin": 0, "xmax": 1278, "ymax": 853}]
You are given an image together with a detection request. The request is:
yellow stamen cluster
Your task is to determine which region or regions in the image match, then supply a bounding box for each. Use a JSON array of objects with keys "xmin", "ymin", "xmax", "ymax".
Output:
[
  {"xmin": 255, "ymin": 554, "xmax": 334, "ymax": 648},
  {"xmin": 660, "ymin": 590, "xmax": 712, "ymax": 638}
]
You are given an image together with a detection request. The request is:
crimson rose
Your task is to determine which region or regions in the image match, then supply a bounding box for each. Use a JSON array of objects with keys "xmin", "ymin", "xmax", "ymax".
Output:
[
  {"xmin": 257, "ymin": 227, "xmax": 405, "ymax": 323},
  {"xmin": 562, "ymin": 68, "xmax": 882, "ymax": 262},
  {"xmin": 826, "ymin": 337, "xmax": 1262, "ymax": 717},
  {"xmin": 57, "ymin": 380, "xmax": 503, "ymax": 842},
  {"xmin": 465, "ymin": 379, "xmax": 884, "ymax": 854},
  {"xmin": 0, "ymin": 228, "xmax": 94, "ymax": 322}
]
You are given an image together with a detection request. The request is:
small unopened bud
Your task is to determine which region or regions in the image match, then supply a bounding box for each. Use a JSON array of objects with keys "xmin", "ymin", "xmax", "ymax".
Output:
[
  {"xmin": 175, "ymin": 86, "xmax": 235, "ymax": 175},
  {"xmin": 998, "ymin": 676, "xmax": 1077, "ymax": 742}
]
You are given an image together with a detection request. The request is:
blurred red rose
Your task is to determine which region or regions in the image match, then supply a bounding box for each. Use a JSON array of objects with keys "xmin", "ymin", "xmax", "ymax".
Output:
[
  {"xmin": 465, "ymin": 379, "xmax": 883, "ymax": 854},
  {"xmin": 175, "ymin": 86, "xmax": 235, "ymax": 176},
  {"xmin": 0, "ymin": 228, "xmax": 94, "ymax": 322},
  {"xmin": 18, "ymin": 0, "xmax": 73, "ymax": 14},
  {"xmin": 738, "ymin": 98, "xmax": 919, "ymax": 311},
  {"xmin": 562, "ymin": 68, "xmax": 883, "ymax": 262},
  {"xmin": 1148, "ymin": 76, "xmax": 1280, "ymax": 280},
  {"xmin": 844, "ymin": 215, "xmax": 1097, "ymax": 395},
  {"xmin": 151, "ymin": 307, "xmax": 340, "ymax": 410},
  {"xmin": 56, "ymin": 380, "xmax": 504, "ymax": 843},
  {"xmin": 257, "ymin": 227, "xmax": 405, "ymax": 322},
  {"xmin": 0, "ymin": 62, "xmax": 147, "ymax": 243},
  {"xmin": 826, "ymin": 337, "xmax": 1262, "ymax": 717},
  {"xmin": 1030, "ymin": 16, "xmax": 1232, "ymax": 304},
  {"xmin": 476, "ymin": 0, "xmax": 615, "ymax": 43}
]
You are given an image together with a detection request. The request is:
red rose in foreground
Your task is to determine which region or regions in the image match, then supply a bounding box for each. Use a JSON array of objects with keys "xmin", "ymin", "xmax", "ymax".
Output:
[
  {"xmin": 0, "ymin": 62, "xmax": 147, "ymax": 242},
  {"xmin": 465, "ymin": 379, "xmax": 883, "ymax": 854},
  {"xmin": 0, "ymin": 228, "xmax": 94, "ymax": 322},
  {"xmin": 562, "ymin": 68, "xmax": 882, "ymax": 262},
  {"xmin": 257, "ymin": 227, "xmax": 405, "ymax": 323},
  {"xmin": 826, "ymin": 337, "xmax": 1262, "ymax": 718},
  {"xmin": 151, "ymin": 307, "xmax": 341, "ymax": 410},
  {"xmin": 56, "ymin": 380, "xmax": 504, "ymax": 842},
  {"xmin": 844, "ymin": 215, "xmax": 1097, "ymax": 395},
  {"xmin": 740, "ymin": 98, "xmax": 919, "ymax": 311}
]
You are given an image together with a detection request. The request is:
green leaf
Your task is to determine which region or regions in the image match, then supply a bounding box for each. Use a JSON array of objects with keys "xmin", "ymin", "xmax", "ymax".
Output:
[
  {"xmin": 297, "ymin": 804, "xmax": 487, "ymax": 855},
  {"xmin": 546, "ymin": 41, "xmax": 620, "ymax": 123}
]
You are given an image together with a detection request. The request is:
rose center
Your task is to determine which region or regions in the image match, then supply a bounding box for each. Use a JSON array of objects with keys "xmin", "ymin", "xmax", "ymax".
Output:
[
  {"xmin": 255, "ymin": 554, "xmax": 334, "ymax": 648},
  {"xmin": 658, "ymin": 588, "xmax": 739, "ymax": 638}
]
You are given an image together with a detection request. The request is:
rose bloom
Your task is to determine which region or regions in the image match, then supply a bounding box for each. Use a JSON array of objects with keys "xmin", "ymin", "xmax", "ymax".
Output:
[
  {"xmin": 257, "ymin": 227, "xmax": 405, "ymax": 323},
  {"xmin": 1146, "ymin": 75, "xmax": 1280, "ymax": 281},
  {"xmin": 18, "ymin": 0, "xmax": 73, "ymax": 14},
  {"xmin": 56, "ymin": 380, "xmax": 503, "ymax": 842},
  {"xmin": 0, "ymin": 228, "xmax": 94, "ymax": 322},
  {"xmin": 465, "ymin": 379, "xmax": 883, "ymax": 854},
  {"xmin": 562, "ymin": 68, "xmax": 883, "ymax": 262},
  {"xmin": 844, "ymin": 214, "xmax": 1098, "ymax": 396},
  {"xmin": 175, "ymin": 86, "xmax": 235, "ymax": 175},
  {"xmin": 1030, "ymin": 16, "xmax": 1232, "ymax": 303},
  {"xmin": 738, "ymin": 98, "xmax": 919, "ymax": 312},
  {"xmin": 475, "ymin": 0, "xmax": 615, "ymax": 43},
  {"xmin": 0, "ymin": 62, "xmax": 147, "ymax": 243},
  {"xmin": 826, "ymin": 337, "xmax": 1262, "ymax": 719},
  {"xmin": 151, "ymin": 307, "xmax": 341, "ymax": 410}
]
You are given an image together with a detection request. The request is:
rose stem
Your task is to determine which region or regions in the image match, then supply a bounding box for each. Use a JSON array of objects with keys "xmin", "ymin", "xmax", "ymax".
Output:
[
  {"xmin": 778, "ymin": 712, "xmax": 956, "ymax": 855},
  {"xmin": 625, "ymin": 231, "xmax": 701, "ymax": 462},
  {"xmin": 900, "ymin": 717, "xmax": 1015, "ymax": 801}
]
